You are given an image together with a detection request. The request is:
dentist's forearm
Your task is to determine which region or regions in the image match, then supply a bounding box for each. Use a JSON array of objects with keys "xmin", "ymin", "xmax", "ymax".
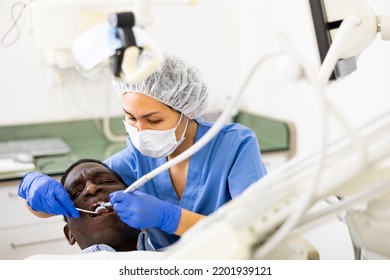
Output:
[
  {"xmin": 25, "ymin": 202, "xmax": 54, "ymax": 218},
  {"xmin": 174, "ymin": 209, "xmax": 205, "ymax": 236}
]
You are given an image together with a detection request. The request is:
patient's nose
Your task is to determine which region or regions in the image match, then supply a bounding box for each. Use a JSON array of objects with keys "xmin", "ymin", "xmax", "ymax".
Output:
[{"xmin": 84, "ymin": 181, "xmax": 104, "ymax": 195}]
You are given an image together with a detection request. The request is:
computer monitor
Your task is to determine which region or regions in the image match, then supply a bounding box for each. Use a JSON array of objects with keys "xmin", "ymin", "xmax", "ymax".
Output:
[{"xmin": 308, "ymin": 0, "xmax": 357, "ymax": 80}]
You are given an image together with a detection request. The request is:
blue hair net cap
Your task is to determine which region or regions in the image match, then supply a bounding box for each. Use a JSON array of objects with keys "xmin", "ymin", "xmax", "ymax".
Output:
[{"xmin": 113, "ymin": 52, "xmax": 209, "ymax": 119}]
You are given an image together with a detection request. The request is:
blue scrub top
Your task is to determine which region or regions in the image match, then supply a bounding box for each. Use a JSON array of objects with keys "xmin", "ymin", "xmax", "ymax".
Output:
[{"xmin": 104, "ymin": 120, "xmax": 267, "ymax": 250}]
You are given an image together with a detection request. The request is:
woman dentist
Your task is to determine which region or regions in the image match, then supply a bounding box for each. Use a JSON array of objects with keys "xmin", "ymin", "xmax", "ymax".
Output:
[{"xmin": 18, "ymin": 52, "xmax": 268, "ymax": 251}]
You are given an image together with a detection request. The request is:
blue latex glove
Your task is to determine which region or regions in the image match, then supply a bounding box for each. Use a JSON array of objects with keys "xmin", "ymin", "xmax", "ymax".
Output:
[
  {"xmin": 18, "ymin": 172, "xmax": 79, "ymax": 218},
  {"xmin": 109, "ymin": 190, "xmax": 181, "ymax": 234}
]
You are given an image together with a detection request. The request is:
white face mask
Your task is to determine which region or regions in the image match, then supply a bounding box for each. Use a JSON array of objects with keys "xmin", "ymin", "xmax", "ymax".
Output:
[{"xmin": 123, "ymin": 113, "xmax": 189, "ymax": 158}]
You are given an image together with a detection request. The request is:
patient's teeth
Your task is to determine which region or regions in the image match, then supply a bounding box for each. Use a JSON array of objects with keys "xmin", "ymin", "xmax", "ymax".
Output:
[
  {"xmin": 95, "ymin": 205, "xmax": 109, "ymax": 215},
  {"xmin": 97, "ymin": 207, "xmax": 109, "ymax": 215}
]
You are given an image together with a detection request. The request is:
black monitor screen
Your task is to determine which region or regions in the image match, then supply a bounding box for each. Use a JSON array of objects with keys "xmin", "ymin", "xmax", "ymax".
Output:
[{"xmin": 308, "ymin": 0, "xmax": 357, "ymax": 80}]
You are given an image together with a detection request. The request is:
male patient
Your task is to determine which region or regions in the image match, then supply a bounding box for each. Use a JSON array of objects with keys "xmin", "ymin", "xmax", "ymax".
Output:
[{"xmin": 60, "ymin": 159, "xmax": 140, "ymax": 253}]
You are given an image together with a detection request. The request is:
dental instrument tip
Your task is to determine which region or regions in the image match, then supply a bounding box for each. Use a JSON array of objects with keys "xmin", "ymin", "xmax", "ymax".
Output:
[{"xmin": 76, "ymin": 208, "xmax": 96, "ymax": 214}]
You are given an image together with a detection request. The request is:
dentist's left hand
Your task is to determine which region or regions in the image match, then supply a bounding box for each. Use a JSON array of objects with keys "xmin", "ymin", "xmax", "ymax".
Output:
[{"xmin": 109, "ymin": 190, "xmax": 181, "ymax": 234}]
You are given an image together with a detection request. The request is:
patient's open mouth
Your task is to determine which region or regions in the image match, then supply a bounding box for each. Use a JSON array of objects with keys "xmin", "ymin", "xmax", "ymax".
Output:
[{"xmin": 89, "ymin": 202, "xmax": 114, "ymax": 218}]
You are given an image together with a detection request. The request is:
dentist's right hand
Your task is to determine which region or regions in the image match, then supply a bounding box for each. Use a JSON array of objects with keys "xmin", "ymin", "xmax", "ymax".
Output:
[
  {"xmin": 109, "ymin": 190, "xmax": 181, "ymax": 234},
  {"xmin": 18, "ymin": 172, "xmax": 80, "ymax": 218}
]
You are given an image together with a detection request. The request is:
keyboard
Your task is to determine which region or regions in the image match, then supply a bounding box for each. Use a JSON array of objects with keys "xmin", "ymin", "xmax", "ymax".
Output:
[{"xmin": 0, "ymin": 137, "xmax": 71, "ymax": 158}]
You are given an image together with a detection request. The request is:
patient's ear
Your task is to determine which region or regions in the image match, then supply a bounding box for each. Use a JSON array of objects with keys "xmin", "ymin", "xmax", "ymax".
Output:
[{"xmin": 63, "ymin": 224, "xmax": 76, "ymax": 245}]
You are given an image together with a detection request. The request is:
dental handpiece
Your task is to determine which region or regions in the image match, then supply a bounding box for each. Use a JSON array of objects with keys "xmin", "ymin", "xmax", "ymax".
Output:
[{"xmin": 100, "ymin": 175, "xmax": 150, "ymax": 209}]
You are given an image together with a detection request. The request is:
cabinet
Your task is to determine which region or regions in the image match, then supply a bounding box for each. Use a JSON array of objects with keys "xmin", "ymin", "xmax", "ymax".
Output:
[{"xmin": 0, "ymin": 179, "xmax": 80, "ymax": 259}]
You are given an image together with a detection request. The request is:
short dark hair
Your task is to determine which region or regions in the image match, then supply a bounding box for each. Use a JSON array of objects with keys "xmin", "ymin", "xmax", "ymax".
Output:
[{"xmin": 60, "ymin": 158, "xmax": 126, "ymax": 186}]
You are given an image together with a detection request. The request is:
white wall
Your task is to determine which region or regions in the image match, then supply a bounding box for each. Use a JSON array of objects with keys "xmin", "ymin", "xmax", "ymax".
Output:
[
  {"xmin": 1, "ymin": 0, "xmax": 389, "ymax": 259},
  {"xmin": 1, "ymin": 0, "xmax": 388, "ymax": 145},
  {"xmin": 0, "ymin": 0, "xmax": 239, "ymax": 126},
  {"xmin": 0, "ymin": 1, "xmax": 121, "ymax": 126}
]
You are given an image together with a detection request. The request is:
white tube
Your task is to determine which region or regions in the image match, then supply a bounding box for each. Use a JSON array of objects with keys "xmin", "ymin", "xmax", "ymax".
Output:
[{"xmin": 253, "ymin": 50, "xmax": 327, "ymax": 259}]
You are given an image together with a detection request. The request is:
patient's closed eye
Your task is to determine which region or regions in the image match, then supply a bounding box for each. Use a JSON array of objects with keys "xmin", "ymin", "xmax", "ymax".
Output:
[
  {"xmin": 97, "ymin": 179, "xmax": 115, "ymax": 185},
  {"xmin": 69, "ymin": 186, "xmax": 84, "ymax": 199}
]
